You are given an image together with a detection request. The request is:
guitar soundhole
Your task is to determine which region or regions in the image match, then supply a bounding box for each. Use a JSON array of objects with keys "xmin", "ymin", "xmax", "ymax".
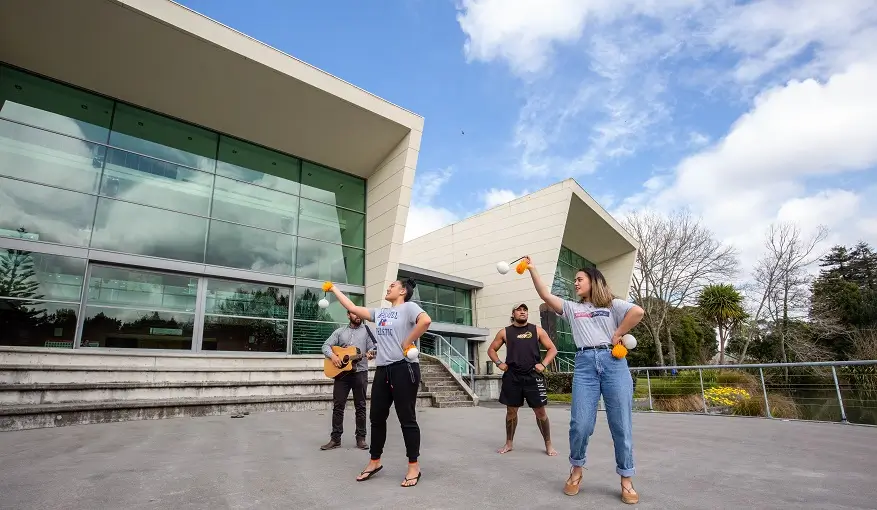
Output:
[{"xmin": 342, "ymin": 356, "xmax": 350, "ymax": 363}]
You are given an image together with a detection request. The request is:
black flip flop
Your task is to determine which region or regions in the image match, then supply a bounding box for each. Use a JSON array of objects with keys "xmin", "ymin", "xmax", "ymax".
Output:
[
  {"xmin": 356, "ymin": 465, "xmax": 383, "ymax": 481},
  {"xmin": 401, "ymin": 472, "xmax": 422, "ymax": 487}
]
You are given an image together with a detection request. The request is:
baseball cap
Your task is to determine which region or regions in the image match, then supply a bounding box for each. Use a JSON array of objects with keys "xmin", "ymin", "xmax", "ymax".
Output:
[{"xmin": 512, "ymin": 303, "xmax": 528, "ymax": 311}]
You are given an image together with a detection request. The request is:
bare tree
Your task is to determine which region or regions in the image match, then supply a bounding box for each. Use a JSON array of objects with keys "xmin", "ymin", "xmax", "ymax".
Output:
[
  {"xmin": 624, "ymin": 210, "xmax": 739, "ymax": 366},
  {"xmin": 740, "ymin": 222, "xmax": 829, "ymax": 365}
]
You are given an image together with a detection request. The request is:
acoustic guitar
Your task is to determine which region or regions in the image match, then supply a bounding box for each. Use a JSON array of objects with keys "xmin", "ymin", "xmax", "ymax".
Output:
[{"xmin": 324, "ymin": 345, "xmax": 366, "ymax": 379}]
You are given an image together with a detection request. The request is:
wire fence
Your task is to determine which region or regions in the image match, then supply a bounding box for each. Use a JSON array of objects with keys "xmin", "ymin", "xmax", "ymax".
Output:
[{"xmin": 551, "ymin": 355, "xmax": 877, "ymax": 426}]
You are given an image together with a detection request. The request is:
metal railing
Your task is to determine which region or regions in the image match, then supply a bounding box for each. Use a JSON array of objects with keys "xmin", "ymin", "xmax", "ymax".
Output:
[
  {"xmin": 420, "ymin": 331, "xmax": 476, "ymax": 391},
  {"xmin": 550, "ymin": 356, "xmax": 877, "ymax": 426}
]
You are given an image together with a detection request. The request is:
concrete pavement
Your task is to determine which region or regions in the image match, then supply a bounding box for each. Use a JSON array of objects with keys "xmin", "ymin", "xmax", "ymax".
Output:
[{"xmin": 0, "ymin": 405, "xmax": 875, "ymax": 509}]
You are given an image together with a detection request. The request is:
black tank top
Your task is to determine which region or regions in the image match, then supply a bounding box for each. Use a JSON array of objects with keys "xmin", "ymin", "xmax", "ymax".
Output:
[{"xmin": 504, "ymin": 323, "xmax": 539, "ymax": 374}]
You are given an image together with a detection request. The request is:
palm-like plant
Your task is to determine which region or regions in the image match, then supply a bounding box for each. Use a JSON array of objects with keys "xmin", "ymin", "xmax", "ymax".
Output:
[{"xmin": 698, "ymin": 284, "xmax": 747, "ymax": 365}]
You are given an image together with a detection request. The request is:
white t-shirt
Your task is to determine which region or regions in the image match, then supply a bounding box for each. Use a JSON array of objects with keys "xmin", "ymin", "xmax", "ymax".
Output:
[
  {"xmin": 557, "ymin": 298, "xmax": 636, "ymax": 348},
  {"xmin": 369, "ymin": 301, "xmax": 425, "ymax": 365}
]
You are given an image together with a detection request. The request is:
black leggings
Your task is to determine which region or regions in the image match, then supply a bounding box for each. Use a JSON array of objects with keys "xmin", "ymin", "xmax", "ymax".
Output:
[{"xmin": 369, "ymin": 361, "xmax": 421, "ymax": 463}]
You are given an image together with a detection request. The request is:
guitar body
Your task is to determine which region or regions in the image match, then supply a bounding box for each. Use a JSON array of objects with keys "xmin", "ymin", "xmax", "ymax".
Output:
[{"xmin": 324, "ymin": 345, "xmax": 365, "ymax": 379}]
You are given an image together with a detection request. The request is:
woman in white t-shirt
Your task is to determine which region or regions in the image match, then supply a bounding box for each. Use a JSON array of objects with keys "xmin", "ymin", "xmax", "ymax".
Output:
[
  {"xmin": 523, "ymin": 256, "xmax": 644, "ymax": 504},
  {"xmin": 327, "ymin": 277, "xmax": 431, "ymax": 488}
]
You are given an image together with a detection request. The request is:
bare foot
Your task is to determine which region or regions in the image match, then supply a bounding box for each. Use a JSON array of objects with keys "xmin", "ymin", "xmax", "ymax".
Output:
[
  {"xmin": 497, "ymin": 443, "xmax": 513, "ymax": 454},
  {"xmin": 356, "ymin": 459, "xmax": 382, "ymax": 481},
  {"xmin": 545, "ymin": 442, "xmax": 558, "ymax": 456},
  {"xmin": 401, "ymin": 462, "xmax": 421, "ymax": 487}
]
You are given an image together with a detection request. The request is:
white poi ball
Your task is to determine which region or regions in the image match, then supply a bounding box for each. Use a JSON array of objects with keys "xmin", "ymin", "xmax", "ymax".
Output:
[
  {"xmin": 621, "ymin": 334, "xmax": 637, "ymax": 350},
  {"xmin": 406, "ymin": 347, "xmax": 419, "ymax": 360},
  {"xmin": 318, "ymin": 298, "xmax": 330, "ymax": 309},
  {"xmin": 496, "ymin": 261, "xmax": 510, "ymax": 274}
]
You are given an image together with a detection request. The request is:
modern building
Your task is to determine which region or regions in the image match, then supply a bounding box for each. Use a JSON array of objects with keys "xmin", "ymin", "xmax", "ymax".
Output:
[{"xmin": 0, "ymin": 0, "xmax": 636, "ymax": 430}]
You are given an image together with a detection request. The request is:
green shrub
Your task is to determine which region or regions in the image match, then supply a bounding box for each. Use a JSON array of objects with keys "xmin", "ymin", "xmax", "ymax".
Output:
[
  {"xmin": 545, "ymin": 372, "xmax": 573, "ymax": 394},
  {"xmin": 732, "ymin": 392, "xmax": 800, "ymax": 419}
]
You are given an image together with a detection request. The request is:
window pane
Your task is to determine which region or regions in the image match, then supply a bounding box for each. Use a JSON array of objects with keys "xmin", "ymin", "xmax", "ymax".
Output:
[
  {"xmin": 455, "ymin": 308, "xmax": 472, "ymax": 326},
  {"xmin": 416, "ymin": 281, "xmax": 436, "ymax": 304},
  {"xmin": 80, "ymin": 306, "xmax": 194, "ymax": 350},
  {"xmin": 559, "ymin": 246, "xmax": 573, "ymax": 265},
  {"xmin": 0, "ymin": 299, "xmax": 79, "ymax": 348},
  {"xmin": 455, "ymin": 288, "xmax": 471, "ymax": 309},
  {"xmin": 201, "ymin": 316, "xmax": 287, "ymax": 353},
  {"xmin": 205, "ymin": 220, "xmax": 295, "ymax": 275},
  {"xmin": 205, "ymin": 279, "xmax": 290, "ymax": 319},
  {"xmin": 295, "ymin": 238, "xmax": 363, "ymax": 285},
  {"xmin": 551, "ymin": 276, "xmax": 575, "ymax": 301},
  {"xmin": 300, "ymin": 161, "xmax": 365, "ymax": 212},
  {"xmin": 87, "ymin": 266, "xmax": 198, "ymax": 312},
  {"xmin": 298, "ymin": 198, "xmax": 364, "ymax": 247},
  {"xmin": 418, "ymin": 301, "xmax": 436, "ymax": 319},
  {"xmin": 436, "ymin": 304, "xmax": 456, "ymax": 323},
  {"xmin": 90, "ymin": 198, "xmax": 208, "ymax": 263},
  {"xmin": 211, "ymin": 176, "xmax": 298, "ymax": 234},
  {"xmin": 0, "ymin": 177, "xmax": 96, "ymax": 246},
  {"xmin": 0, "ymin": 118, "xmax": 105, "ymax": 193},
  {"xmin": 216, "ymin": 136, "xmax": 300, "ymax": 195},
  {"xmin": 292, "ymin": 285, "xmax": 363, "ymax": 322},
  {"xmin": 0, "ymin": 250, "xmax": 86, "ymax": 302},
  {"xmin": 436, "ymin": 285, "xmax": 455, "ymax": 307},
  {"xmin": 0, "ymin": 66, "xmax": 113, "ymax": 143},
  {"xmin": 100, "ymin": 148, "xmax": 213, "ymax": 216},
  {"xmin": 108, "ymin": 103, "xmax": 217, "ymax": 172},
  {"xmin": 557, "ymin": 262, "xmax": 577, "ymax": 283},
  {"xmin": 292, "ymin": 320, "xmax": 344, "ymax": 354}
]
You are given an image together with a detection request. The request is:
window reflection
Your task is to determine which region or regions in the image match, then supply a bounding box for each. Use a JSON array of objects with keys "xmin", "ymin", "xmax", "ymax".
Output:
[
  {"xmin": 291, "ymin": 320, "xmax": 345, "ymax": 355},
  {"xmin": 205, "ymin": 279, "xmax": 290, "ymax": 319},
  {"xmin": 0, "ymin": 249, "xmax": 86, "ymax": 302},
  {"xmin": 202, "ymin": 278, "xmax": 290, "ymax": 352},
  {"xmin": 211, "ymin": 176, "xmax": 298, "ymax": 234},
  {"xmin": 216, "ymin": 136, "xmax": 300, "ymax": 195},
  {"xmin": 0, "ymin": 300, "xmax": 79, "ymax": 348},
  {"xmin": 80, "ymin": 307, "xmax": 194, "ymax": 349},
  {"xmin": 0, "ymin": 119, "xmax": 105, "ymax": 194},
  {"xmin": 87, "ymin": 266, "xmax": 198, "ymax": 312},
  {"xmin": 90, "ymin": 198, "xmax": 208, "ymax": 263},
  {"xmin": 201, "ymin": 316, "xmax": 286, "ymax": 352},
  {"xmin": 100, "ymin": 148, "xmax": 214, "ymax": 216},
  {"xmin": 292, "ymin": 286, "xmax": 363, "ymax": 322},
  {"xmin": 300, "ymin": 161, "xmax": 365, "ymax": 212},
  {"xmin": 298, "ymin": 198, "xmax": 364, "ymax": 247},
  {"xmin": 205, "ymin": 220, "xmax": 295, "ymax": 275},
  {"xmin": 295, "ymin": 237, "xmax": 364, "ymax": 285},
  {"xmin": 0, "ymin": 176, "xmax": 96, "ymax": 246}
]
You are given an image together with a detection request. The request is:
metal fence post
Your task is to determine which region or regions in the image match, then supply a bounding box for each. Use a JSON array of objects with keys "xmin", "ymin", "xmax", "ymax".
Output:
[
  {"xmin": 759, "ymin": 368, "xmax": 772, "ymax": 418},
  {"xmin": 646, "ymin": 371, "xmax": 653, "ymax": 411},
  {"xmin": 699, "ymin": 369, "xmax": 707, "ymax": 414},
  {"xmin": 831, "ymin": 366, "xmax": 848, "ymax": 424}
]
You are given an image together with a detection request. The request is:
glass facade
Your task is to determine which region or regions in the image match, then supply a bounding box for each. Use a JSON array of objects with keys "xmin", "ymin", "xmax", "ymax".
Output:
[
  {"xmin": 0, "ymin": 64, "xmax": 365, "ymax": 284},
  {"xmin": 0, "ymin": 63, "xmax": 369, "ymax": 353},
  {"xmin": 402, "ymin": 277, "xmax": 473, "ymax": 326},
  {"xmin": 549, "ymin": 245, "xmax": 596, "ymax": 355}
]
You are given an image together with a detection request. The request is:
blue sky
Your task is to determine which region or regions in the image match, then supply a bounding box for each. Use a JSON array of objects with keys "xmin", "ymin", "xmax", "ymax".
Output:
[{"xmin": 178, "ymin": 0, "xmax": 877, "ymax": 273}]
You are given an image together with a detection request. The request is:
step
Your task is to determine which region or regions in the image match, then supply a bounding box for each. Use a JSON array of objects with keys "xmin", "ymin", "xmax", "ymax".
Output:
[
  {"xmin": 0, "ymin": 393, "xmax": 436, "ymax": 432},
  {"xmin": 434, "ymin": 400, "xmax": 474, "ymax": 408},
  {"xmin": 0, "ymin": 365, "xmax": 374, "ymax": 385},
  {"xmin": 432, "ymin": 392, "xmax": 472, "ymax": 402},
  {"xmin": 0, "ymin": 379, "xmax": 377, "ymax": 405},
  {"xmin": 422, "ymin": 380, "xmax": 461, "ymax": 388}
]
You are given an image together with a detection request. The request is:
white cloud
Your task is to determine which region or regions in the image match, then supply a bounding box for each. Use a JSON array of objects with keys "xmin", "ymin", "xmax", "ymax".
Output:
[
  {"xmin": 404, "ymin": 168, "xmax": 460, "ymax": 242},
  {"xmin": 480, "ymin": 188, "xmax": 528, "ymax": 209}
]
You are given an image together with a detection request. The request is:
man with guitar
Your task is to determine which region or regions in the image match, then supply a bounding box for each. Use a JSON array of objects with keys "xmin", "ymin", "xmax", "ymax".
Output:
[{"xmin": 321, "ymin": 310, "xmax": 377, "ymax": 451}]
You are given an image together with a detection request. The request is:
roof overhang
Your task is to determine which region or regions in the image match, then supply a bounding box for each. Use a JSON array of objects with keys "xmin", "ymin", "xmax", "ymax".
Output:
[
  {"xmin": 397, "ymin": 263, "xmax": 484, "ymax": 290},
  {"xmin": 0, "ymin": 0, "xmax": 423, "ymax": 178},
  {"xmin": 425, "ymin": 325, "xmax": 491, "ymax": 340},
  {"xmin": 563, "ymin": 184, "xmax": 638, "ymax": 264}
]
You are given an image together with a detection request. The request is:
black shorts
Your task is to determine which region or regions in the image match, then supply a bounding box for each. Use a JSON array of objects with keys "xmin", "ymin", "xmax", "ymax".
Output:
[{"xmin": 499, "ymin": 370, "xmax": 548, "ymax": 408}]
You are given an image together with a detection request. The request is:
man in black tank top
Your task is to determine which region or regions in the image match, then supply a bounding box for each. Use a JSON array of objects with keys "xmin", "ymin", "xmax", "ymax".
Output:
[{"xmin": 487, "ymin": 303, "xmax": 559, "ymax": 456}]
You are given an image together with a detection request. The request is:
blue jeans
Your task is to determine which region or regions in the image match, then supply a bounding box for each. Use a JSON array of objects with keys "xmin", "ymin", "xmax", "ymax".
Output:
[{"xmin": 569, "ymin": 348, "xmax": 635, "ymax": 477}]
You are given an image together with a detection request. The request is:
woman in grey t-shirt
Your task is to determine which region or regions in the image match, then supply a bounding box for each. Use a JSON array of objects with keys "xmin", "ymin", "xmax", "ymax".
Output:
[
  {"xmin": 327, "ymin": 277, "xmax": 431, "ymax": 488},
  {"xmin": 523, "ymin": 256, "xmax": 645, "ymax": 504}
]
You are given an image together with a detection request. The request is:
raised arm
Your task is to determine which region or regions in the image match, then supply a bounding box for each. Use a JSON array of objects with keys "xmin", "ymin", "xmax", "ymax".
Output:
[
  {"xmin": 326, "ymin": 282, "xmax": 371, "ymax": 321},
  {"xmin": 487, "ymin": 328, "xmax": 507, "ymax": 371},
  {"xmin": 535, "ymin": 326, "xmax": 558, "ymax": 370},
  {"xmin": 524, "ymin": 257, "xmax": 564, "ymax": 314}
]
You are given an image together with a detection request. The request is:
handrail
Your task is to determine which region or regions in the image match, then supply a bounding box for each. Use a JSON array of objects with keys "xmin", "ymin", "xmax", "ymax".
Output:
[
  {"xmin": 629, "ymin": 360, "xmax": 877, "ymax": 371},
  {"xmin": 421, "ymin": 331, "xmax": 477, "ymax": 391}
]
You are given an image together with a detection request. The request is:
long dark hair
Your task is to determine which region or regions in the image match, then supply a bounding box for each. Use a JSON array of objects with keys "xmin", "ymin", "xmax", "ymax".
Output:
[{"xmin": 399, "ymin": 278, "xmax": 417, "ymax": 302}]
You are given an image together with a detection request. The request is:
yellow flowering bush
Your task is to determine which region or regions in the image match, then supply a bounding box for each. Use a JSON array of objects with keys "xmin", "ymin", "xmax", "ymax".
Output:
[{"xmin": 704, "ymin": 386, "xmax": 751, "ymax": 407}]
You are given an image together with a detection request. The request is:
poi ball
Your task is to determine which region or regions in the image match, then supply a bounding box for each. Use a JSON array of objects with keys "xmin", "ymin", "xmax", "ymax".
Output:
[
  {"xmin": 496, "ymin": 261, "xmax": 510, "ymax": 274},
  {"xmin": 611, "ymin": 343, "xmax": 628, "ymax": 359},
  {"xmin": 515, "ymin": 259, "xmax": 529, "ymax": 274},
  {"xmin": 321, "ymin": 281, "xmax": 334, "ymax": 292},
  {"xmin": 622, "ymin": 334, "xmax": 637, "ymax": 350},
  {"xmin": 405, "ymin": 347, "xmax": 419, "ymax": 360},
  {"xmin": 318, "ymin": 298, "xmax": 330, "ymax": 309}
]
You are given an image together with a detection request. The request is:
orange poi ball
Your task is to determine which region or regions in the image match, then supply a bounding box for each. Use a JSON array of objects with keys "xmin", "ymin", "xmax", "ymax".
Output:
[
  {"xmin": 322, "ymin": 281, "xmax": 333, "ymax": 292},
  {"xmin": 515, "ymin": 260, "xmax": 528, "ymax": 274},
  {"xmin": 612, "ymin": 344, "xmax": 628, "ymax": 359}
]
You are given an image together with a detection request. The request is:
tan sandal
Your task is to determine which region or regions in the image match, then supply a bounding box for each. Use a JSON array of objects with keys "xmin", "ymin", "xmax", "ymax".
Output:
[
  {"xmin": 563, "ymin": 467, "xmax": 584, "ymax": 496},
  {"xmin": 621, "ymin": 482, "xmax": 639, "ymax": 504}
]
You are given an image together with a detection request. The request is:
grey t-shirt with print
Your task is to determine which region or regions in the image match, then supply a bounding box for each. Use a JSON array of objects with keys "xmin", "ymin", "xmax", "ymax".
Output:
[
  {"xmin": 558, "ymin": 298, "xmax": 636, "ymax": 348},
  {"xmin": 369, "ymin": 301, "xmax": 425, "ymax": 366}
]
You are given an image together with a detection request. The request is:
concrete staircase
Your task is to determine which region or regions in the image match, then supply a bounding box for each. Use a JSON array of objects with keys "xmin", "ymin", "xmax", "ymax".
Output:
[
  {"xmin": 419, "ymin": 355, "xmax": 477, "ymax": 408},
  {"xmin": 0, "ymin": 347, "xmax": 437, "ymax": 432}
]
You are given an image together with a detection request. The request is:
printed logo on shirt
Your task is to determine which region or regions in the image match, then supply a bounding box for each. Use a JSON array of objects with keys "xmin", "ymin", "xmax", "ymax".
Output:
[
  {"xmin": 574, "ymin": 310, "xmax": 611, "ymax": 319},
  {"xmin": 376, "ymin": 310, "xmax": 398, "ymax": 336},
  {"xmin": 516, "ymin": 331, "xmax": 533, "ymax": 339}
]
